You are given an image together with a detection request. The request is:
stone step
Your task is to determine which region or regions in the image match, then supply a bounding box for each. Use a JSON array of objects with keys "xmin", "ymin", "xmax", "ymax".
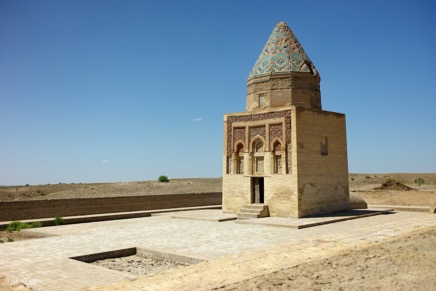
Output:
[
  {"xmin": 239, "ymin": 209, "xmax": 262, "ymax": 214},
  {"xmin": 237, "ymin": 204, "xmax": 270, "ymax": 220},
  {"xmin": 242, "ymin": 204, "xmax": 267, "ymax": 210},
  {"xmin": 237, "ymin": 213, "xmax": 259, "ymax": 219}
]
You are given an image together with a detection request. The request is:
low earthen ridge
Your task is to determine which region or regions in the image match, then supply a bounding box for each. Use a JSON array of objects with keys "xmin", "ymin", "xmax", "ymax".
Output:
[{"xmin": 248, "ymin": 21, "xmax": 318, "ymax": 79}]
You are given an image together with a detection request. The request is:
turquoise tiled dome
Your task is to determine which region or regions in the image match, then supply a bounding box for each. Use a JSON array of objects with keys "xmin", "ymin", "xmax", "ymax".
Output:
[{"xmin": 248, "ymin": 22, "xmax": 318, "ymax": 79}]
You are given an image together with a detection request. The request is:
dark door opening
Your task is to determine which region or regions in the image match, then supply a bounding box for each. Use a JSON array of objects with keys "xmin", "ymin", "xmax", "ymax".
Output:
[{"xmin": 252, "ymin": 177, "xmax": 264, "ymax": 204}]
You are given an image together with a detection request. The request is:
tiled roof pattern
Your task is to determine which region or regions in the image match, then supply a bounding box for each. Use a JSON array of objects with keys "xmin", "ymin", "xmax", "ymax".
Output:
[{"xmin": 248, "ymin": 22, "xmax": 318, "ymax": 79}]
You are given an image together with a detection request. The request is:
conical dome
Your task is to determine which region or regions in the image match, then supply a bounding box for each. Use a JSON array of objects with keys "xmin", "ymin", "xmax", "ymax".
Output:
[{"xmin": 248, "ymin": 22, "xmax": 318, "ymax": 79}]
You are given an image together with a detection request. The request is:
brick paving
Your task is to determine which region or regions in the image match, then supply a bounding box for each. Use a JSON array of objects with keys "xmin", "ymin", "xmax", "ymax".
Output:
[{"xmin": 0, "ymin": 210, "xmax": 434, "ymax": 290}]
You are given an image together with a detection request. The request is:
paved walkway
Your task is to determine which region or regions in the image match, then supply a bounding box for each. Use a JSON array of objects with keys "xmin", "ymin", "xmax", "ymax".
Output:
[{"xmin": 0, "ymin": 210, "xmax": 434, "ymax": 290}]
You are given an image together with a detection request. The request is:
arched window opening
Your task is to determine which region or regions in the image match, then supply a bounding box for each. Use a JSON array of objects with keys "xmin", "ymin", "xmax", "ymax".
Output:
[
  {"xmin": 320, "ymin": 137, "xmax": 328, "ymax": 156},
  {"xmin": 236, "ymin": 143, "xmax": 244, "ymax": 174},
  {"xmin": 255, "ymin": 140, "xmax": 264, "ymax": 153},
  {"xmin": 273, "ymin": 140, "xmax": 282, "ymax": 174},
  {"xmin": 252, "ymin": 139, "xmax": 265, "ymax": 174},
  {"xmin": 258, "ymin": 93, "xmax": 266, "ymax": 109}
]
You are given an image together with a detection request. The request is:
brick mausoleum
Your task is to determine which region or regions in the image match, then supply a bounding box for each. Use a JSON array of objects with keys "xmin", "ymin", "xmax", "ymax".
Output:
[{"xmin": 223, "ymin": 22, "xmax": 350, "ymax": 218}]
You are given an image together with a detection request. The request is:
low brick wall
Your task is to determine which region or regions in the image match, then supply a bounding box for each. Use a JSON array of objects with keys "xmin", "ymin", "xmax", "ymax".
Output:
[{"xmin": 0, "ymin": 193, "xmax": 222, "ymax": 221}]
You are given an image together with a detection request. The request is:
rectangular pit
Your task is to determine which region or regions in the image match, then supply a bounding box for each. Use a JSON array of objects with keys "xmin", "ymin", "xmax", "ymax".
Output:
[{"xmin": 71, "ymin": 247, "xmax": 204, "ymax": 276}]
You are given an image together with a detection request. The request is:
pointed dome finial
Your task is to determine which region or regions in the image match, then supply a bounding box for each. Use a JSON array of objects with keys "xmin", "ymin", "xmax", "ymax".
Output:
[{"xmin": 248, "ymin": 21, "xmax": 318, "ymax": 79}]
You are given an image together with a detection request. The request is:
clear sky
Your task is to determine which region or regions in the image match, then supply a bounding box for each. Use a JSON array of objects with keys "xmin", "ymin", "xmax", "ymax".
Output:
[{"xmin": 1, "ymin": 0, "xmax": 435, "ymax": 185}]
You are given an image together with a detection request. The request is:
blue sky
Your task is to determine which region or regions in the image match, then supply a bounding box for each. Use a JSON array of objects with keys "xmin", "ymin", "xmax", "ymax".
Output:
[{"xmin": 1, "ymin": 0, "xmax": 435, "ymax": 185}]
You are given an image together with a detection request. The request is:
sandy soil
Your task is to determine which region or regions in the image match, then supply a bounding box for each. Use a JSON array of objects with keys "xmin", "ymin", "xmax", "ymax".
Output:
[
  {"xmin": 0, "ymin": 231, "xmax": 38, "ymax": 244},
  {"xmin": 357, "ymin": 190, "xmax": 436, "ymax": 206},
  {"xmin": 0, "ymin": 278, "xmax": 28, "ymax": 291},
  {"xmin": 221, "ymin": 226, "xmax": 436, "ymax": 291},
  {"xmin": 349, "ymin": 173, "xmax": 436, "ymax": 206},
  {"xmin": 0, "ymin": 178, "xmax": 222, "ymax": 201},
  {"xmin": 348, "ymin": 173, "xmax": 436, "ymax": 192}
]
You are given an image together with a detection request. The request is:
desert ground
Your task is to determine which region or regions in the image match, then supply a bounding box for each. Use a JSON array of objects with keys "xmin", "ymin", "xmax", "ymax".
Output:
[
  {"xmin": 348, "ymin": 173, "xmax": 436, "ymax": 206},
  {"xmin": 218, "ymin": 225, "xmax": 436, "ymax": 290},
  {"xmin": 0, "ymin": 173, "xmax": 435, "ymax": 290},
  {"xmin": 1, "ymin": 174, "xmax": 435, "ymax": 204},
  {"xmin": 0, "ymin": 178, "xmax": 222, "ymax": 201}
]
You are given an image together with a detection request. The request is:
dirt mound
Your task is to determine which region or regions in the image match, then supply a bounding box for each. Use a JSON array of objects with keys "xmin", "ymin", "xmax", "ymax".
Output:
[
  {"xmin": 349, "ymin": 193, "xmax": 367, "ymax": 209},
  {"xmin": 374, "ymin": 179, "xmax": 413, "ymax": 191}
]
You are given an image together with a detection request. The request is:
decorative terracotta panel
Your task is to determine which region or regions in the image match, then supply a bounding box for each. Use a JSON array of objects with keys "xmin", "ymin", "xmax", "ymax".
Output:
[
  {"xmin": 249, "ymin": 126, "xmax": 266, "ymax": 142},
  {"xmin": 226, "ymin": 110, "xmax": 291, "ymax": 155},
  {"xmin": 269, "ymin": 123, "xmax": 283, "ymax": 144},
  {"xmin": 233, "ymin": 127, "xmax": 245, "ymax": 147}
]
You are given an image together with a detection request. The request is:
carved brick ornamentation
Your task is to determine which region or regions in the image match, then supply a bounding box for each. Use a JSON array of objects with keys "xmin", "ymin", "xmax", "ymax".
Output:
[
  {"xmin": 233, "ymin": 127, "xmax": 245, "ymax": 147},
  {"xmin": 249, "ymin": 126, "xmax": 266, "ymax": 142},
  {"xmin": 269, "ymin": 123, "xmax": 283, "ymax": 145},
  {"xmin": 226, "ymin": 110, "xmax": 291, "ymax": 155}
]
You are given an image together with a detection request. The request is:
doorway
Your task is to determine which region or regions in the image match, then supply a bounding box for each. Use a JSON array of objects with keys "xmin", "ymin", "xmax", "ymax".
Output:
[{"xmin": 252, "ymin": 177, "xmax": 264, "ymax": 204}]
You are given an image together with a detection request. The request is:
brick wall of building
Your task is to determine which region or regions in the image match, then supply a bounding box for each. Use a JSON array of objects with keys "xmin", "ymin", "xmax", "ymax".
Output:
[{"xmin": 294, "ymin": 107, "xmax": 349, "ymax": 217}]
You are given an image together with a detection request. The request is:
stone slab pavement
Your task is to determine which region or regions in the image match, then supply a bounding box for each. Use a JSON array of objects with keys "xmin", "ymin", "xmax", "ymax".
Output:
[{"xmin": 0, "ymin": 209, "xmax": 434, "ymax": 290}]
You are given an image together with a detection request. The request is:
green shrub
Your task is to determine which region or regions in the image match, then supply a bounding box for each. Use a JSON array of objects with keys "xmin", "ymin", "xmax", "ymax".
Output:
[
  {"xmin": 414, "ymin": 177, "xmax": 425, "ymax": 186},
  {"xmin": 7, "ymin": 237, "xmax": 14, "ymax": 242},
  {"xmin": 30, "ymin": 222, "xmax": 42, "ymax": 228},
  {"xmin": 6, "ymin": 221, "xmax": 30, "ymax": 232},
  {"xmin": 54, "ymin": 216, "xmax": 64, "ymax": 225},
  {"xmin": 0, "ymin": 239, "xmax": 4, "ymax": 243},
  {"xmin": 6, "ymin": 220, "xmax": 42, "ymax": 232},
  {"xmin": 365, "ymin": 176, "xmax": 371, "ymax": 179},
  {"xmin": 351, "ymin": 177, "xmax": 355, "ymax": 181},
  {"xmin": 6, "ymin": 221, "xmax": 20, "ymax": 232},
  {"xmin": 158, "ymin": 175, "xmax": 169, "ymax": 183}
]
